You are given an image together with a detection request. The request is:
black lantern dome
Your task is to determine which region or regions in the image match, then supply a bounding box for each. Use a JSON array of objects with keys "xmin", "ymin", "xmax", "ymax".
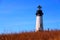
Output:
[{"xmin": 36, "ymin": 5, "xmax": 43, "ymax": 16}]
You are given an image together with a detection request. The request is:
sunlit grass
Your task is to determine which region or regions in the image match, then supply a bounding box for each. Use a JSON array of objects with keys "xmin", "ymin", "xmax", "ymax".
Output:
[{"xmin": 0, "ymin": 30, "xmax": 60, "ymax": 40}]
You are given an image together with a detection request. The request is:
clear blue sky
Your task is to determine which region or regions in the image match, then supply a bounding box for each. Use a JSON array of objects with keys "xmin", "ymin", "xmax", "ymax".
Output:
[{"xmin": 0, "ymin": 0, "xmax": 60, "ymax": 34}]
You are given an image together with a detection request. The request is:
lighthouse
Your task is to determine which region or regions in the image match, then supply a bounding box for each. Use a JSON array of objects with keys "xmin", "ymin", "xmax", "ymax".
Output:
[{"xmin": 35, "ymin": 5, "xmax": 43, "ymax": 32}]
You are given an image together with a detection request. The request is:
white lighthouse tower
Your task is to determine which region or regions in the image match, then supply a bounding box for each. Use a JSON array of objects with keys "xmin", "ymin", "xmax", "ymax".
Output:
[{"xmin": 35, "ymin": 5, "xmax": 43, "ymax": 32}]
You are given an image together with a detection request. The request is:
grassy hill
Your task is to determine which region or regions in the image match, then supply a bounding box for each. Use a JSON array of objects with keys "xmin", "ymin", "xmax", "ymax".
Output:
[{"xmin": 0, "ymin": 30, "xmax": 60, "ymax": 40}]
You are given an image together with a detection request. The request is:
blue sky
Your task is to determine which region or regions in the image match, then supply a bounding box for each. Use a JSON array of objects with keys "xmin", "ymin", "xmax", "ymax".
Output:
[{"xmin": 0, "ymin": 0, "xmax": 60, "ymax": 34}]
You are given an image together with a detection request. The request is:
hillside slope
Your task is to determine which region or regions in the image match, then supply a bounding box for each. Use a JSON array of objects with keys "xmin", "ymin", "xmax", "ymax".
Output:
[{"xmin": 0, "ymin": 30, "xmax": 60, "ymax": 40}]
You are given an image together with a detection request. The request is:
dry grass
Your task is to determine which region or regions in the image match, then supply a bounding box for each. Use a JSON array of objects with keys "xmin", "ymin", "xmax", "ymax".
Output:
[{"xmin": 0, "ymin": 30, "xmax": 60, "ymax": 40}]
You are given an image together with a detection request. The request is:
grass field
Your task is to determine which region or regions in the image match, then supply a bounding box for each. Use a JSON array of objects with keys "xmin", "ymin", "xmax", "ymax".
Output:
[{"xmin": 0, "ymin": 30, "xmax": 60, "ymax": 40}]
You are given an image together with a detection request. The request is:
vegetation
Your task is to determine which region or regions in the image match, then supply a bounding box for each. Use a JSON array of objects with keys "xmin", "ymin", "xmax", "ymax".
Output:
[{"xmin": 0, "ymin": 30, "xmax": 60, "ymax": 40}]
